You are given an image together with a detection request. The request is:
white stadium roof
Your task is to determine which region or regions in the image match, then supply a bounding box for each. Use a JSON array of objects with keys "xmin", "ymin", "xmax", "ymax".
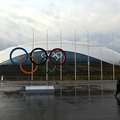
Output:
[{"xmin": 0, "ymin": 41, "xmax": 120, "ymax": 66}]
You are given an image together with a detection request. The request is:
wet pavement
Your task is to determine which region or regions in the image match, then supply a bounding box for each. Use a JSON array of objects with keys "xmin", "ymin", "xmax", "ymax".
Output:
[
  {"xmin": 0, "ymin": 80, "xmax": 117, "ymax": 95},
  {"xmin": 0, "ymin": 93, "xmax": 120, "ymax": 120}
]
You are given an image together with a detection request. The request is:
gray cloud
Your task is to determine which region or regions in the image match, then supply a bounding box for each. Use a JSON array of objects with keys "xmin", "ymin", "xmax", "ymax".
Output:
[{"xmin": 0, "ymin": 0, "xmax": 120, "ymax": 52}]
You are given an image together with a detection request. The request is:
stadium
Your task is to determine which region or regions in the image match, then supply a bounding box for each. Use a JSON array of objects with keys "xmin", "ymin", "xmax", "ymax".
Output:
[{"xmin": 0, "ymin": 41, "xmax": 120, "ymax": 81}]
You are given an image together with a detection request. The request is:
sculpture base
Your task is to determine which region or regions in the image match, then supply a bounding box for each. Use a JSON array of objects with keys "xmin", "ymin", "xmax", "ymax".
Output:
[{"xmin": 25, "ymin": 85, "xmax": 54, "ymax": 94}]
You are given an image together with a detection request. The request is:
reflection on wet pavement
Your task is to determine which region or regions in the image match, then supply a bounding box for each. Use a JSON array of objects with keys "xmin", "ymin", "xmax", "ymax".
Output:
[{"xmin": 0, "ymin": 93, "xmax": 120, "ymax": 120}]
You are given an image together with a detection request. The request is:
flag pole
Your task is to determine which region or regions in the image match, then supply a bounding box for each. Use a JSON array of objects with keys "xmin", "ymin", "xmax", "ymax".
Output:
[
  {"xmin": 46, "ymin": 29, "xmax": 48, "ymax": 85},
  {"xmin": 112, "ymin": 32, "xmax": 115, "ymax": 94},
  {"xmin": 112, "ymin": 32, "xmax": 115, "ymax": 80},
  {"xmin": 31, "ymin": 28, "xmax": 34, "ymax": 81},
  {"xmin": 60, "ymin": 29, "xmax": 62, "ymax": 81},
  {"xmin": 74, "ymin": 30, "xmax": 77, "ymax": 95},
  {"xmin": 60, "ymin": 29, "xmax": 63, "ymax": 96},
  {"xmin": 87, "ymin": 31, "xmax": 90, "ymax": 96},
  {"xmin": 100, "ymin": 32, "xmax": 103, "ymax": 95}
]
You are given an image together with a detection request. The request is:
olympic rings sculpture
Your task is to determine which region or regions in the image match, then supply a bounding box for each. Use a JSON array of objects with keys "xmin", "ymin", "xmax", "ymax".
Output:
[{"xmin": 10, "ymin": 47, "xmax": 66, "ymax": 74}]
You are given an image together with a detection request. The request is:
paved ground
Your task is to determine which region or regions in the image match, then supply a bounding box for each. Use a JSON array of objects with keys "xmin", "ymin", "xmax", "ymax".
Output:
[
  {"xmin": 0, "ymin": 80, "xmax": 116, "ymax": 95},
  {"xmin": 0, "ymin": 80, "xmax": 119, "ymax": 120},
  {"xmin": 0, "ymin": 93, "xmax": 120, "ymax": 120}
]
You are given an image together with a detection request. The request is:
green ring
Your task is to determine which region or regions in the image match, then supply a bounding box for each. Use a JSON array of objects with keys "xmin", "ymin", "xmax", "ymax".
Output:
[{"xmin": 39, "ymin": 56, "xmax": 57, "ymax": 74}]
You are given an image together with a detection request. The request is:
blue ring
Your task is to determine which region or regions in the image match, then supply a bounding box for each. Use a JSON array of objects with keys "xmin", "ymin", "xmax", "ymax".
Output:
[{"xmin": 10, "ymin": 47, "xmax": 28, "ymax": 66}]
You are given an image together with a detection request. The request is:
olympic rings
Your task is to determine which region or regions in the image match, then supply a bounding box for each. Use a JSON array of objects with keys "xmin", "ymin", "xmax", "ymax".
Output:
[
  {"xmin": 10, "ymin": 47, "xmax": 66, "ymax": 74},
  {"xmin": 20, "ymin": 56, "xmax": 39, "ymax": 74},
  {"xmin": 10, "ymin": 47, "xmax": 28, "ymax": 66},
  {"xmin": 39, "ymin": 56, "xmax": 56, "ymax": 74}
]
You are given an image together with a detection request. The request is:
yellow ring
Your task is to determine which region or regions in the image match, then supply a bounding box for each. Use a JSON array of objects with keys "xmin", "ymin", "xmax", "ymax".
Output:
[{"xmin": 20, "ymin": 56, "xmax": 38, "ymax": 74}]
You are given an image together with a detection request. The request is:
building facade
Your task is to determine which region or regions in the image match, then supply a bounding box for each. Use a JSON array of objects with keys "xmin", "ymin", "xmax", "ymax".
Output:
[{"xmin": 0, "ymin": 41, "xmax": 120, "ymax": 80}]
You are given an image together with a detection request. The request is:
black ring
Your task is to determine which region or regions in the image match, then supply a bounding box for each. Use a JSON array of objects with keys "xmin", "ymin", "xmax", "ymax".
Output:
[{"xmin": 30, "ymin": 48, "xmax": 48, "ymax": 65}]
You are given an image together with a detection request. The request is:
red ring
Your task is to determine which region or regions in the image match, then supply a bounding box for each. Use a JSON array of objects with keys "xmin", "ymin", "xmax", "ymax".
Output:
[{"xmin": 49, "ymin": 48, "xmax": 66, "ymax": 66}]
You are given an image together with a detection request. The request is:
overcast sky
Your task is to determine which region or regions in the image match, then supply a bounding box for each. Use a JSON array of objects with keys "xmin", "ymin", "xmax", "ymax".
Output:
[{"xmin": 0, "ymin": 0, "xmax": 120, "ymax": 52}]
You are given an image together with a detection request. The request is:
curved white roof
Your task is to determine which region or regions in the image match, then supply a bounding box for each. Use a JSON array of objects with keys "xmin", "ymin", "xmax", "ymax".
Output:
[{"xmin": 0, "ymin": 41, "xmax": 120, "ymax": 65}]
